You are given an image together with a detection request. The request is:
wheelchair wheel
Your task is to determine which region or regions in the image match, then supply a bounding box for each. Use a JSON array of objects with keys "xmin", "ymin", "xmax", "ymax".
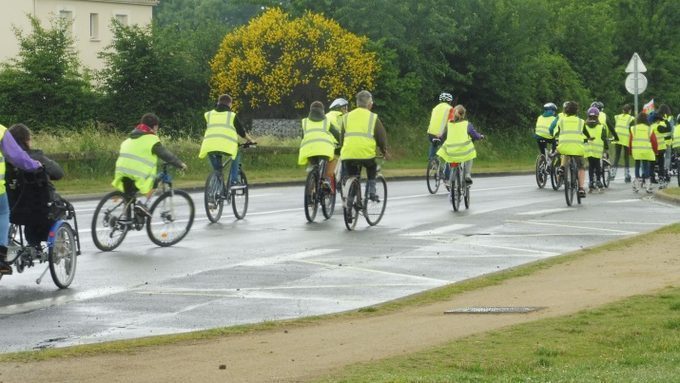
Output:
[
  {"xmin": 49, "ymin": 222, "xmax": 77, "ymax": 289},
  {"xmin": 91, "ymin": 191, "xmax": 129, "ymax": 251},
  {"xmin": 147, "ymin": 189, "xmax": 195, "ymax": 247}
]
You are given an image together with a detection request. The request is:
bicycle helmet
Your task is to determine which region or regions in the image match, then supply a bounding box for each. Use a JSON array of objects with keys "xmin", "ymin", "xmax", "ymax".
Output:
[
  {"xmin": 438, "ymin": 92, "xmax": 453, "ymax": 103},
  {"xmin": 587, "ymin": 106, "xmax": 600, "ymax": 117},
  {"xmin": 543, "ymin": 102, "xmax": 557, "ymax": 111},
  {"xmin": 590, "ymin": 101, "xmax": 604, "ymax": 111},
  {"xmin": 329, "ymin": 97, "xmax": 348, "ymax": 110}
]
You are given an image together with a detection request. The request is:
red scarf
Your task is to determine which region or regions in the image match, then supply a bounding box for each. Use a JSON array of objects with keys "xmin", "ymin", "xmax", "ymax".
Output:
[{"xmin": 136, "ymin": 123, "xmax": 155, "ymax": 134}]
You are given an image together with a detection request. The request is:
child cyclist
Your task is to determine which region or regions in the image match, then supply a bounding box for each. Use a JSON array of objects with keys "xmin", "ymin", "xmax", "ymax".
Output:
[
  {"xmin": 436, "ymin": 104, "xmax": 484, "ymax": 185},
  {"xmin": 584, "ymin": 107, "xmax": 608, "ymax": 193},
  {"xmin": 298, "ymin": 101, "xmax": 340, "ymax": 190}
]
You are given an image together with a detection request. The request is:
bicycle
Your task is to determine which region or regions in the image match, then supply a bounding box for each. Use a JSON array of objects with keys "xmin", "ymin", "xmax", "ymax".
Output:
[
  {"xmin": 426, "ymin": 139, "xmax": 449, "ymax": 194},
  {"xmin": 548, "ymin": 150, "xmax": 563, "ymax": 191},
  {"xmin": 91, "ymin": 163, "xmax": 195, "ymax": 251},
  {"xmin": 534, "ymin": 153, "xmax": 549, "ymax": 189},
  {"xmin": 304, "ymin": 156, "xmax": 337, "ymax": 222},
  {"xmin": 599, "ymin": 150, "xmax": 612, "ymax": 189},
  {"xmin": 449, "ymin": 161, "xmax": 470, "ymax": 211},
  {"xmin": 563, "ymin": 156, "xmax": 582, "ymax": 206},
  {"xmin": 204, "ymin": 142, "xmax": 255, "ymax": 222},
  {"xmin": 342, "ymin": 159, "xmax": 387, "ymax": 231}
]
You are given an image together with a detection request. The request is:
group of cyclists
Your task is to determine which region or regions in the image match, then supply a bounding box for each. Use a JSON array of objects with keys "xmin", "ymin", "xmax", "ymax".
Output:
[{"xmin": 534, "ymin": 100, "xmax": 678, "ymax": 196}]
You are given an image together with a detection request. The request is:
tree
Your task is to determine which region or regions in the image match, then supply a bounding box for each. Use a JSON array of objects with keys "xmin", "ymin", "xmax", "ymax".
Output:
[
  {"xmin": 0, "ymin": 15, "xmax": 95, "ymax": 129},
  {"xmin": 209, "ymin": 8, "xmax": 379, "ymax": 118}
]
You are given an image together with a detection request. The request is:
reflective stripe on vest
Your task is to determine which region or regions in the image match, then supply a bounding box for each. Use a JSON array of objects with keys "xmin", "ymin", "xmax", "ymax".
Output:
[
  {"xmin": 535, "ymin": 115, "xmax": 555, "ymax": 139},
  {"xmin": 341, "ymin": 108, "xmax": 377, "ymax": 160},
  {"xmin": 556, "ymin": 116, "xmax": 585, "ymax": 156},
  {"xmin": 199, "ymin": 110, "xmax": 238, "ymax": 159},
  {"xmin": 631, "ymin": 124, "xmax": 655, "ymax": 161},
  {"xmin": 298, "ymin": 118, "xmax": 335, "ymax": 165},
  {"xmin": 427, "ymin": 103, "xmax": 452, "ymax": 136},
  {"xmin": 585, "ymin": 123, "xmax": 604, "ymax": 159},
  {"xmin": 614, "ymin": 114, "xmax": 633, "ymax": 147},
  {"xmin": 112, "ymin": 134, "xmax": 160, "ymax": 194},
  {"xmin": 436, "ymin": 120, "xmax": 476, "ymax": 163}
]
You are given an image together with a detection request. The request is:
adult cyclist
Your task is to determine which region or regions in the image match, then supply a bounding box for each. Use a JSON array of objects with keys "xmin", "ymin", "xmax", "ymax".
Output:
[
  {"xmin": 427, "ymin": 92, "xmax": 454, "ymax": 159},
  {"xmin": 340, "ymin": 90, "xmax": 388, "ymax": 202},
  {"xmin": 535, "ymin": 102, "xmax": 558, "ymax": 156},
  {"xmin": 550, "ymin": 101, "xmax": 590, "ymax": 199}
]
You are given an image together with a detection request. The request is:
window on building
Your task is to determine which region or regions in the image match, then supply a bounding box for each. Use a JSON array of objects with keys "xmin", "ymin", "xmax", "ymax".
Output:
[
  {"xmin": 115, "ymin": 14, "xmax": 129, "ymax": 26},
  {"xmin": 90, "ymin": 13, "xmax": 99, "ymax": 40},
  {"xmin": 59, "ymin": 10, "xmax": 73, "ymax": 33}
]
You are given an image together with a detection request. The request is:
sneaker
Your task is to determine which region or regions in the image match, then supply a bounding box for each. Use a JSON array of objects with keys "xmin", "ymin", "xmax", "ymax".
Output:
[
  {"xmin": 464, "ymin": 176, "xmax": 473, "ymax": 184},
  {"xmin": 632, "ymin": 178, "xmax": 640, "ymax": 193},
  {"xmin": 0, "ymin": 261, "xmax": 12, "ymax": 275},
  {"xmin": 368, "ymin": 193, "xmax": 380, "ymax": 203},
  {"xmin": 134, "ymin": 202, "xmax": 152, "ymax": 218},
  {"xmin": 578, "ymin": 188, "xmax": 587, "ymax": 198},
  {"xmin": 624, "ymin": 175, "xmax": 632, "ymax": 183}
]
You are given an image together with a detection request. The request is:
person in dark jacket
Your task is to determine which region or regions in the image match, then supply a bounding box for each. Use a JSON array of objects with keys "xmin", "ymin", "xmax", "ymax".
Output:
[{"xmin": 8, "ymin": 123, "xmax": 64, "ymax": 249}]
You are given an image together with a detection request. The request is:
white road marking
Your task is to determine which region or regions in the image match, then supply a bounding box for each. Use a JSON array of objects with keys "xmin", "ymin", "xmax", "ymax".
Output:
[
  {"xmin": 297, "ymin": 259, "xmax": 450, "ymax": 283},
  {"xmin": 517, "ymin": 208, "xmax": 571, "ymax": 216},
  {"xmin": 505, "ymin": 219, "xmax": 638, "ymax": 235},
  {"xmin": 402, "ymin": 223, "xmax": 474, "ymax": 237},
  {"xmin": 606, "ymin": 199, "xmax": 643, "ymax": 204},
  {"xmin": 238, "ymin": 248, "xmax": 338, "ymax": 267},
  {"xmin": 472, "ymin": 243, "xmax": 558, "ymax": 256}
]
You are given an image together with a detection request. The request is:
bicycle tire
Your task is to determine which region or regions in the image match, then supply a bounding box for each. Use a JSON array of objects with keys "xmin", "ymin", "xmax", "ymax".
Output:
[
  {"xmin": 343, "ymin": 178, "xmax": 360, "ymax": 231},
  {"xmin": 304, "ymin": 169, "xmax": 319, "ymax": 222},
  {"xmin": 426, "ymin": 158, "xmax": 441, "ymax": 194},
  {"xmin": 575, "ymin": 162, "xmax": 582, "ymax": 204},
  {"xmin": 601, "ymin": 160, "xmax": 611, "ymax": 188},
  {"xmin": 464, "ymin": 183, "xmax": 470, "ymax": 209},
  {"xmin": 550, "ymin": 155, "xmax": 563, "ymax": 191},
  {"xmin": 231, "ymin": 169, "xmax": 249, "ymax": 219},
  {"xmin": 321, "ymin": 183, "xmax": 336, "ymax": 220},
  {"xmin": 535, "ymin": 154, "xmax": 547, "ymax": 189},
  {"xmin": 49, "ymin": 222, "xmax": 77, "ymax": 289},
  {"xmin": 364, "ymin": 175, "xmax": 387, "ymax": 226},
  {"xmin": 204, "ymin": 171, "xmax": 224, "ymax": 223},
  {"xmin": 564, "ymin": 162, "xmax": 574, "ymax": 207},
  {"xmin": 451, "ymin": 167, "xmax": 461, "ymax": 212},
  {"xmin": 146, "ymin": 189, "xmax": 195, "ymax": 247},
  {"xmin": 91, "ymin": 191, "xmax": 129, "ymax": 251}
]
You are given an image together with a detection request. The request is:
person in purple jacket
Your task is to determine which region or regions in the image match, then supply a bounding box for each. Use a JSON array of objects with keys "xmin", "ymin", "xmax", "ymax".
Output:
[{"xmin": 0, "ymin": 124, "xmax": 42, "ymax": 275}]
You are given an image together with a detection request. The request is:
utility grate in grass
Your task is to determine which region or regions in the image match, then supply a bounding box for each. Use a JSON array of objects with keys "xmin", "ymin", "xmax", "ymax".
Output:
[{"xmin": 444, "ymin": 306, "xmax": 545, "ymax": 314}]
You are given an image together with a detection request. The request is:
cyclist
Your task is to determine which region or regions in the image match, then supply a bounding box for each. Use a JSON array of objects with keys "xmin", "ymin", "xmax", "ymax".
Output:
[
  {"xmin": 436, "ymin": 104, "xmax": 484, "ymax": 184},
  {"xmin": 649, "ymin": 106, "xmax": 672, "ymax": 186},
  {"xmin": 534, "ymin": 102, "xmax": 558, "ymax": 156},
  {"xmin": 612, "ymin": 104, "xmax": 634, "ymax": 183},
  {"xmin": 584, "ymin": 107, "xmax": 607, "ymax": 193},
  {"xmin": 630, "ymin": 112, "xmax": 657, "ymax": 193},
  {"xmin": 199, "ymin": 94, "xmax": 254, "ymax": 186},
  {"xmin": 0, "ymin": 124, "xmax": 42, "ymax": 275},
  {"xmin": 326, "ymin": 98, "xmax": 348, "ymax": 186},
  {"xmin": 340, "ymin": 90, "xmax": 388, "ymax": 202},
  {"xmin": 298, "ymin": 101, "xmax": 340, "ymax": 188},
  {"xmin": 7, "ymin": 123, "xmax": 64, "ymax": 251},
  {"xmin": 550, "ymin": 101, "xmax": 589, "ymax": 199},
  {"xmin": 112, "ymin": 113, "xmax": 187, "ymax": 217},
  {"xmin": 427, "ymin": 92, "xmax": 454, "ymax": 159}
]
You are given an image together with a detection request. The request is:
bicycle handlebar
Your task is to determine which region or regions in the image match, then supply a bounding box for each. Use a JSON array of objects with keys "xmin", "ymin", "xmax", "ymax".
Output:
[{"xmin": 240, "ymin": 142, "xmax": 257, "ymax": 149}]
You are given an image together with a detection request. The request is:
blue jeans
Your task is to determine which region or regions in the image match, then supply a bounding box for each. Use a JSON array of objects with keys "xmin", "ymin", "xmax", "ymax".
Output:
[
  {"xmin": 208, "ymin": 151, "xmax": 241, "ymax": 184},
  {"xmin": 0, "ymin": 193, "xmax": 9, "ymax": 247},
  {"xmin": 635, "ymin": 160, "xmax": 651, "ymax": 179}
]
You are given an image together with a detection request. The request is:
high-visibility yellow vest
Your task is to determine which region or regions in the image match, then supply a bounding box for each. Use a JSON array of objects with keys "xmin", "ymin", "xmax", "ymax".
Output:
[
  {"xmin": 662, "ymin": 115, "xmax": 673, "ymax": 147},
  {"xmin": 340, "ymin": 108, "xmax": 377, "ymax": 160},
  {"xmin": 630, "ymin": 123, "xmax": 655, "ymax": 161},
  {"xmin": 614, "ymin": 113, "xmax": 634, "ymax": 147},
  {"xmin": 112, "ymin": 134, "xmax": 160, "ymax": 194},
  {"xmin": 556, "ymin": 115, "xmax": 585, "ymax": 156},
  {"xmin": 427, "ymin": 103, "xmax": 452, "ymax": 136},
  {"xmin": 298, "ymin": 118, "xmax": 335, "ymax": 165},
  {"xmin": 324, "ymin": 110, "xmax": 341, "ymax": 146},
  {"xmin": 673, "ymin": 121, "xmax": 680, "ymax": 148},
  {"xmin": 598, "ymin": 112, "xmax": 610, "ymax": 138},
  {"xmin": 585, "ymin": 123, "xmax": 604, "ymax": 159},
  {"xmin": 436, "ymin": 120, "xmax": 477, "ymax": 163},
  {"xmin": 199, "ymin": 110, "xmax": 238, "ymax": 159},
  {"xmin": 0, "ymin": 125, "xmax": 7, "ymax": 195},
  {"xmin": 651, "ymin": 121, "xmax": 667, "ymax": 151},
  {"xmin": 535, "ymin": 115, "xmax": 556, "ymax": 139}
]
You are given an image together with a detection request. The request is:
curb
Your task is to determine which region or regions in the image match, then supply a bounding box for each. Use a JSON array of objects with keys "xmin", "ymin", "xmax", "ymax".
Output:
[
  {"xmin": 62, "ymin": 170, "xmax": 534, "ymax": 203},
  {"xmin": 654, "ymin": 188, "xmax": 680, "ymax": 205}
]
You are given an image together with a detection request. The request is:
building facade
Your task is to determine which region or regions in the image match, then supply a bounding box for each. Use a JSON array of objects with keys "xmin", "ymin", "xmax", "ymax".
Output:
[{"xmin": 0, "ymin": 0, "xmax": 159, "ymax": 71}]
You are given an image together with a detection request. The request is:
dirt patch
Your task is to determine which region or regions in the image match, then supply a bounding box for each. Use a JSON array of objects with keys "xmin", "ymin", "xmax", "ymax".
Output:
[{"xmin": 2, "ymin": 233, "xmax": 679, "ymax": 383}]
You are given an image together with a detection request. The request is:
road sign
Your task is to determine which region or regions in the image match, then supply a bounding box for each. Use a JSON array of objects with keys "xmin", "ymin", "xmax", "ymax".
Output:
[
  {"xmin": 625, "ymin": 53, "xmax": 647, "ymax": 73},
  {"xmin": 625, "ymin": 73, "xmax": 647, "ymax": 94}
]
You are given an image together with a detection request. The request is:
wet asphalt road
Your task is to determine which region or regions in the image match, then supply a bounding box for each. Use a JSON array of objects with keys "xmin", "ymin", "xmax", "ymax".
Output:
[{"xmin": 0, "ymin": 175, "xmax": 678, "ymax": 352}]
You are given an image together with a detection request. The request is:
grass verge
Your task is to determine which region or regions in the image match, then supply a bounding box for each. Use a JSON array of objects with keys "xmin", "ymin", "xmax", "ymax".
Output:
[{"xmin": 1, "ymin": 223, "xmax": 677, "ymax": 363}]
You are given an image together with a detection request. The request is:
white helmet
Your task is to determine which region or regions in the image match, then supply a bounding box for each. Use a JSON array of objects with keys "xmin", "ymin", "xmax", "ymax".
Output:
[
  {"xmin": 329, "ymin": 98, "xmax": 349, "ymax": 110},
  {"xmin": 439, "ymin": 92, "xmax": 454, "ymax": 103}
]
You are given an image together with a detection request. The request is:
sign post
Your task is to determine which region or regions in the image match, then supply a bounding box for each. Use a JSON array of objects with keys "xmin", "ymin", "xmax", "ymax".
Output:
[{"xmin": 625, "ymin": 53, "xmax": 647, "ymax": 116}]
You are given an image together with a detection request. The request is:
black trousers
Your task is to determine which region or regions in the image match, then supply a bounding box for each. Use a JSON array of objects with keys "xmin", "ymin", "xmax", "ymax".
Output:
[{"xmin": 344, "ymin": 159, "xmax": 377, "ymax": 180}]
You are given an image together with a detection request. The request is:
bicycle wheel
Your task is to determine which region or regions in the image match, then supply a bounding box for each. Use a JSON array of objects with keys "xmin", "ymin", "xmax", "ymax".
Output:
[
  {"xmin": 535, "ymin": 154, "xmax": 547, "ymax": 189},
  {"xmin": 450, "ymin": 167, "xmax": 462, "ymax": 212},
  {"xmin": 343, "ymin": 178, "xmax": 360, "ymax": 231},
  {"xmin": 464, "ymin": 183, "xmax": 471, "ymax": 209},
  {"xmin": 321, "ymin": 183, "xmax": 336, "ymax": 220},
  {"xmin": 601, "ymin": 160, "xmax": 611, "ymax": 188},
  {"xmin": 550, "ymin": 155, "xmax": 563, "ymax": 190},
  {"xmin": 304, "ymin": 170, "xmax": 319, "ymax": 222},
  {"xmin": 231, "ymin": 169, "xmax": 249, "ymax": 219},
  {"xmin": 575, "ymin": 164, "xmax": 582, "ymax": 204},
  {"xmin": 146, "ymin": 189, "xmax": 195, "ymax": 247},
  {"xmin": 91, "ymin": 191, "xmax": 129, "ymax": 251},
  {"xmin": 564, "ymin": 163, "xmax": 574, "ymax": 207},
  {"xmin": 426, "ymin": 158, "xmax": 441, "ymax": 194},
  {"xmin": 204, "ymin": 171, "xmax": 224, "ymax": 223},
  {"xmin": 49, "ymin": 222, "xmax": 77, "ymax": 289},
  {"xmin": 364, "ymin": 175, "xmax": 387, "ymax": 226}
]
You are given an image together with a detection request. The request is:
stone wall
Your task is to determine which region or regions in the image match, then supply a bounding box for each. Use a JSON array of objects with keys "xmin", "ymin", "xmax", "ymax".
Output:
[{"xmin": 251, "ymin": 119, "xmax": 301, "ymax": 138}]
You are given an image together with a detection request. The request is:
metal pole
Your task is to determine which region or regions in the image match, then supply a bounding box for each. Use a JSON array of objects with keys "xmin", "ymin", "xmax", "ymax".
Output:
[{"xmin": 634, "ymin": 54, "xmax": 639, "ymax": 116}]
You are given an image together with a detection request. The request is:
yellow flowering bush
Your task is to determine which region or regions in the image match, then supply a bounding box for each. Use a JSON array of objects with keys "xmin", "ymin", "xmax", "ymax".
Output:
[{"xmin": 210, "ymin": 8, "xmax": 378, "ymax": 117}]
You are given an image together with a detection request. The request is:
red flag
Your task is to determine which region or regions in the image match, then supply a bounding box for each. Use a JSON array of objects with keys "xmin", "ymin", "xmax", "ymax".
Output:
[{"xmin": 642, "ymin": 99, "xmax": 655, "ymax": 114}]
